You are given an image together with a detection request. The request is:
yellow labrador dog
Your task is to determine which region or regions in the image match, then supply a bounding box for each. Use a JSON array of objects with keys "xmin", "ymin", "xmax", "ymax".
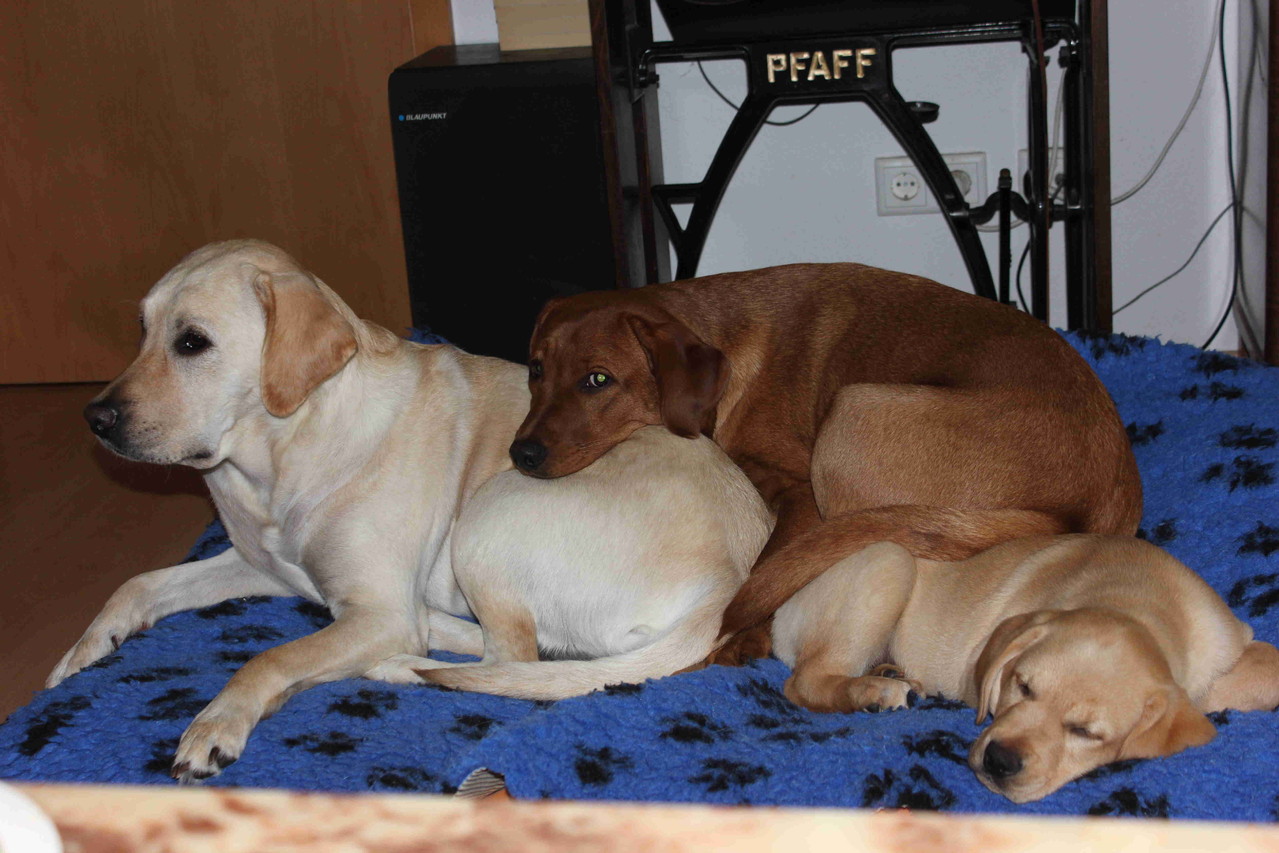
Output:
[
  {"xmin": 49, "ymin": 239, "xmax": 771, "ymax": 781},
  {"xmin": 48, "ymin": 240, "xmax": 528, "ymax": 782},
  {"xmin": 772, "ymin": 534, "xmax": 1279, "ymax": 803},
  {"xmin": 373, "ymin": 426, "xmax": 772, "ymax": 699}
]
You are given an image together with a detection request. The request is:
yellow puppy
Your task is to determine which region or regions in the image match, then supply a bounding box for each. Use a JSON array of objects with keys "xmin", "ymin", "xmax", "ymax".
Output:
[{"xmin": 772, "ymin": 535, "xmax": 1279, "ymax": 802}]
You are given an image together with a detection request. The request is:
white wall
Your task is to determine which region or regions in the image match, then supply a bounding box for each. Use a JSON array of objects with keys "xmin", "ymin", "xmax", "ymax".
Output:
[{"xmin": 453, "ymin": 0, "xmax": 1263, "ymax": 350}]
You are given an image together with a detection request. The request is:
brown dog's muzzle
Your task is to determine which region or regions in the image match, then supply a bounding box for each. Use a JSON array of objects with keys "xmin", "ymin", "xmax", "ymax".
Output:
[{"xmin": 509, "ymin": 437, "xmax": 550, "ymax": 476}]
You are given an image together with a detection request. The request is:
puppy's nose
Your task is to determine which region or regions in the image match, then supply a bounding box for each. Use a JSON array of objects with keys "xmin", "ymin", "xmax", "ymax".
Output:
[
  {"xmin": 509, "ymin": 438, "xmax": 548, "ymax": 472},
  {"xmin": 982, "ymin": 740, "xmax": 1023, "ymax": 780},
  {"xmin": 84, "ymin": 401, "xmax": 121, "ymax": 437}
]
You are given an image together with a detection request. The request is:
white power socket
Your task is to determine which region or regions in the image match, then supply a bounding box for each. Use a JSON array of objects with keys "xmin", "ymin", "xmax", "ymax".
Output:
[{"xmin": 875, "ymin": 152, "xmax": 988, "ymax": 216}]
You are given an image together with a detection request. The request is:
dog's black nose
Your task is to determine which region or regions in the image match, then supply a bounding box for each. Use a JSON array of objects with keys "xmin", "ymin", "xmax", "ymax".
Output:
[
  {"xmin": 982, "ymin": 740, "xmax": 1023, "ymax": 779},
  {"xmin": 509, "ymin": 438, "xmax": 548, "ymax": 472},
  {"xmin": 84, "ymin": 401, "xmax": 120, "ymax": 437}
]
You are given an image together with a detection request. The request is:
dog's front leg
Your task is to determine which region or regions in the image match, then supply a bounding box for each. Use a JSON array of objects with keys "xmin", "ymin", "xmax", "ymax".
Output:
[
  {"xmin": 171, "ymin": 604, "xmax": 411, "ymax": 782},
  {"xmin": 48, "ymin": 548, "xmax": 302, "ymax": 688}
]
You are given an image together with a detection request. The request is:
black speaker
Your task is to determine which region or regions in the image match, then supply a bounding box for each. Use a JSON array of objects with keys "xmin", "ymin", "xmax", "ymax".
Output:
[{"xmin": 388, "ymin": 44, "xmax": 618, "ymax": 364}]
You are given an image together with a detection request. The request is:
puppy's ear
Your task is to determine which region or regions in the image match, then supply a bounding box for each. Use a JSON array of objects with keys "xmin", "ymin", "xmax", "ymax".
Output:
[
  {"xmin": 626, "ymin": 314, "xmax": 728, "ymax": 438},
  {"xmin": 253, "ymin": 269, "xmax": 357, "ymax": 417},
  {"xmin": 974, "ymin": 611, "xmax": 1057, "ymax": 722},
  {"xmin": 1119, "ymin": 685, "xmax": 1216, "ymax": 759}
]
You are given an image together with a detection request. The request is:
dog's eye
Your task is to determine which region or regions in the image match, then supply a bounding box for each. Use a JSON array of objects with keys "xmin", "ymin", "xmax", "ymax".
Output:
[
  {"xmin": 1067, "ymin": 724, "xmax": 1101, "ymax": 741},
  {"xmin": 582, "ymin": 371, "xmax": 612, "ymax": 390},
  {"xmin": 529, "ymin": 360, "xmax": 543, "ymax": 381},
  {"xmin": 174, "ymin": 330, "xmax": 212, "ymax": 356},
  {"xmin": 1016, "ymin": 676, "xmax": 1033, "ymax": 699}
]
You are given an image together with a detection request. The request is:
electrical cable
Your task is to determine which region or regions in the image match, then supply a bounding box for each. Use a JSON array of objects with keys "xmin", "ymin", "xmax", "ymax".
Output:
[
  {"xmin": 1112, "ymin": 202, "xmax": 1234, "ymax": 315},
  {"xmin": 697, "ymin": 62, "xmax": 820, "ymax": 126},
  {"xmin": 1111, "ymin": 0, "xmax": 1223, "ymax": 205},
  {"xmin": 1200, "ymin": 1, "xmax": 1241, "ymax": 350}
]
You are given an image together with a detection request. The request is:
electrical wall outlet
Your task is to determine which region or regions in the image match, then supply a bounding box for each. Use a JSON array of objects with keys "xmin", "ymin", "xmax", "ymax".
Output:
[
  {"xmin": 874, "ymin": 152, "xmax": 987, "ymax": 216},
  {"xmin": 1016, "ymin": 147, "xmax": 1067, "ymax": 192}
]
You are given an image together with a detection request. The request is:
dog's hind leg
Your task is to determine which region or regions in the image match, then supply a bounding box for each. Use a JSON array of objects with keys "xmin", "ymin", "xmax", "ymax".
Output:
[
  {"xmin": 772, "ymin": 542, "xmax": 918, "ymax": 714},
  {"xmin": 1200, "ymin": 641, "xmax": 1279, "ymax": 713},
  {"xmin": 47, "ymin": 548, "xmax": 304, "ymax": 688}
]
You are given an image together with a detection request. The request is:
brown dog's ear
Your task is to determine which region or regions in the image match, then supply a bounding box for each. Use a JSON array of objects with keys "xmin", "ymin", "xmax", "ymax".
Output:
[
  {"xmin": 1119, "ymin": 685, "xmax": 1216, "ymax": 760},
  {"xmin": 974, "ymin": 611, "xmax": 1057, "ymax": 722},
  {"xmin": 625, "ymin": 315, "xmax": 728, "ymax": 438},
  {"xmin": 253, "ymin": 270, "xmax": 357, "ymax": 417}
]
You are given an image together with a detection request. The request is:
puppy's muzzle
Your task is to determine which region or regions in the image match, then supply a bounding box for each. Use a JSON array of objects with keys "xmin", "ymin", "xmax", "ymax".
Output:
[
  {"xmin": 981, "ymin": 739, "xmax": 1023, "ymax": 782},
  {"xmin": 509, "ymin": 438, "xmax": 548, "ymax": 474},
  {"xmin": 84, "ymin": 399, "xmax": 124, "ymax": 442}
]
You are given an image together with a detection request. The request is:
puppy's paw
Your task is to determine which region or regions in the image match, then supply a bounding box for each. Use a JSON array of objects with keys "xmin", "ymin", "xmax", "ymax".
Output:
[
  {"xmin": 708, "ymin": 622, "xmax": 774, "ymax": 667},
  {"xmin": 171, "ymin": 705, "xmax": 255, "ymax": 784},
  {"xmin": 365, "ymin": 654, "xmax": 450, "ymax": 684},
  {"xmin": 47, "ymin": 594, "xmax": 154, "ymax": 687},
  {"xmin": 846, "ymin": 675, "xmax": 915, "ymax": 713}
]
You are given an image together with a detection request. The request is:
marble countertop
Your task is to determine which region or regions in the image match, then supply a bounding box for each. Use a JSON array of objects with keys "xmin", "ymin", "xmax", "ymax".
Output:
[{"xmin": 10, "ymin": 782, "xmax": 1279, "ymax": 853}]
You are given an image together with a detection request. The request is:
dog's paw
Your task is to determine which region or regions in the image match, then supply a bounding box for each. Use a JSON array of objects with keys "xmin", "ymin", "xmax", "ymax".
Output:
[
  {"xmin": 170, "ymin": 705, "xmax": 254, "ymax": 784},
  {"xmin": 364, "ymin": 654, "xmax": 450, "ymax": 684},
  {"xmin": 46, "ymin": 590, "xmax": 154, "ymax": 687},
  {"xmin": 708, "ymin": 623, "xmax": 774, "ymax": 667},
  {"xmin": 846, "ymin": 675, "xmax": 915, "ymax": 713}
]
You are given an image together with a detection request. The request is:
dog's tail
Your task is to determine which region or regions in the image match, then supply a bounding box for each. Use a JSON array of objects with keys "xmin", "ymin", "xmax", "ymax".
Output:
[
  {"xmin": 414, "ymin": 601, "xmax": 724, "ymax": 701},
  {"xmin": 720, "ymin": 505, "xmax": 1070, "ymax": 637}
]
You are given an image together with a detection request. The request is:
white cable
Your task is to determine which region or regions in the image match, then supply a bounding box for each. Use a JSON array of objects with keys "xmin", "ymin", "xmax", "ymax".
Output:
[{"xmin": 1111, "ymin": 0, "xmax": 1224, "ymax": 205}]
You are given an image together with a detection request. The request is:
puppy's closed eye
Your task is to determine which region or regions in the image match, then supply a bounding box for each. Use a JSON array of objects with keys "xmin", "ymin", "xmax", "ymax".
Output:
[
  {"xmin": 1015, "ymin": 675, "xmax": 1034, "ymax": 699},
  {"xmin": 1066, "ymin": 724, "xmax": 1103, "ymax": 741}
]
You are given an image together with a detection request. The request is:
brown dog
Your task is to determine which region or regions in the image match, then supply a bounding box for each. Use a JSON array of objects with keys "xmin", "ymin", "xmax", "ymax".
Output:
[
  {"xmin": 771, "ymin": 536, "xmax": 1279, "ymax": 802},
  {"xmin": 510, "ymin": 263, "xmax": 1142, "ymax": 661}
]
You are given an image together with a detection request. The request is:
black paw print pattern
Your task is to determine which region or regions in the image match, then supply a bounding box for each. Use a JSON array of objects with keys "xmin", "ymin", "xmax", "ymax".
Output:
[
  {"xmin": 217, "ymin": 625, "xmax": 285, "ymax": 645},
  {"xmin": 117, "ymin": 666, "xmax": 194, "ymax": 685},
  {"xmin": 1238, "ymin": 523, "xmax": 1279, "ymax": 557},
  {"xmin": 573, "ymin": 745, "xmax": 634, "ymax": 786},
  {"xmin": 1087, "ymin": 787, "xmax": 1171, "ymax": 817},
  {"xmin": 1126, "ymin": 420, "xmax": 1165, "ymax": 446},
  {"xmin": 1220, "ymin": 425, "xmax": 1277, "ymax": 450},
  {"xmin": 449, "ymin": 714, "xmax": 499, "ymax": 741},
  {"xmin": 1200, "ymin": 457, "xmax": 1275, "ymax": 491},
  {"xmin": 143, "ymin": 738, "xmax": 181, "ymax": 775},
  {"xmin": 688, "ymin": 758, "xmax": 771, "ymax": 794},
  {"xmin": 1227, "ymin": 573, "xmax": 1279, "ymax": 618},
  {"xmin": 137, "ymin": 688, "xmax": 209, "ymax": 722},
  {"xmin": 328, "ymin": 689, "xmax": 399, "ymax": 720},
  {"xmin": 367, "ymin": 765, "xmax": 439, "ymax": 792},
  {"xmin": 19, "ymin": 696, "xmax": 92, "ymax": 757},
  {"xmin": 660, "ymin": 712, "xmax": 733, "ymax": 744},
  {"xmin": 282, "ymin": 731, "xmax": 364, "ymax": 756},
  {"xmin": 902, "ymin": 730, "xmax": 972, "ymax": 765},
  {"xmin": 1073, "ymin": 331, "xmax": 1147, "ymax": 360},
  {"xmin": 1179, "ymin": 382, "xmax": 1245, "ymax": 402},
  {"xmin": 861, "ymin": 765, "xmax": 957, "ymax": 811},
  {"xmin": 294, "ymin": 601, "xmax": 333, "ymax": 630}
]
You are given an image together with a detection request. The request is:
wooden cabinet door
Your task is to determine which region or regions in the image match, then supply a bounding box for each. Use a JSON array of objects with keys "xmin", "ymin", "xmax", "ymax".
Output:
[{"xmin": 0, "ymin": 0, "xmax": 451, "ymax": 383}]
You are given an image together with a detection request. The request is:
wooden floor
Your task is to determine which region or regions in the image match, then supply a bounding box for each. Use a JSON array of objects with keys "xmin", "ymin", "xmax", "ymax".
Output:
[{"xmin": 0, "ymin": 383, "xmax": 214, "ymax": 721}]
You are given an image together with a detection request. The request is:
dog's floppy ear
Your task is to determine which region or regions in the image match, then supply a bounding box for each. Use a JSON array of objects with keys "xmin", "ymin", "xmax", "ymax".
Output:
[
  {"xmin": 252, "ymin": 269, "xmax": 357, "ymax": 417},
  {"xmin": 974, "ymin": 611, "xmax": 1057, "ymax": 722},
  {"xmin": 625, "ymin": 314, "xmax": 727, "ymax": 438},
  {"xmin": 1119, "ymin": 685, "xmax": 1216, "ymax": 760}
]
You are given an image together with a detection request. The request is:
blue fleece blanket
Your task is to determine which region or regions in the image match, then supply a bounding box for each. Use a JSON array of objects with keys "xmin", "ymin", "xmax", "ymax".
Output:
[{"xmin": 4, "ymin": 331, "xmax": 1279, "ymax": 820}]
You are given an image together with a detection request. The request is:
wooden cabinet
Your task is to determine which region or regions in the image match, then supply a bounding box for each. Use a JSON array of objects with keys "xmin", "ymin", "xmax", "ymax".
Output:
[{"xmin": 0, "ymin": 0, "xmax": 451, "ymax": 383}]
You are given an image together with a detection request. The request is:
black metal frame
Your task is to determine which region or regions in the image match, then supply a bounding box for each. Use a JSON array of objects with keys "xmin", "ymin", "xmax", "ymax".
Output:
[{"xmin": 620, "ymin": 8, "xmax": 1102, "ymax": 328}]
